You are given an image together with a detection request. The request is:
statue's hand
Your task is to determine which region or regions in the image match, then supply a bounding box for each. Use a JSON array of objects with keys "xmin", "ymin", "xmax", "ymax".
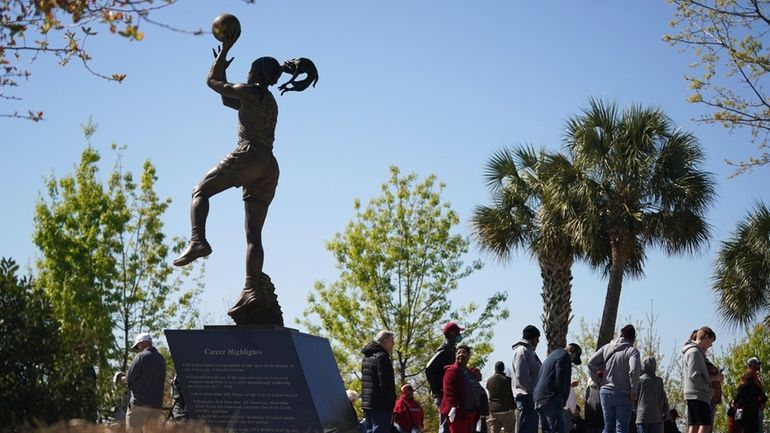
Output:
[
  {"xmin": 212, "ymin": 46, "xmax": 234, "ymax": 69},
  {"xmin": 278, "ymin": 57, "xmax": 318, "ymax": 95}
]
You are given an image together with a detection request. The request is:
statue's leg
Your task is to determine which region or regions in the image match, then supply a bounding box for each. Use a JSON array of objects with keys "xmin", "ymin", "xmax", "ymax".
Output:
[
  {"xmin": 243, "ymin": 198, "xmax": 269, "ymax": 289},
  {"xmin": 226, "ymin": 151, "xmax": 281, "ymax": 323},
  {"xmin": 173, "ymin": 168, "xmax": 233, "ymax": 266}
]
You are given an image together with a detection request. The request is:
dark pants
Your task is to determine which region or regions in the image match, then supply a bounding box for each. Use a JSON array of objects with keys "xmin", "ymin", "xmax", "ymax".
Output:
[
  {"xmin": 635, "ymin": 423, "xmax": 661, "ymax": 433},
  {"xmin": 537, "ymin": 398, "xmax": 568, "ymax": 433},
  {"xmin": 516, "ymin": 395, "xmax": 540, "ymax": 433},
  {"xmin": 364, "ymin": 409, "xmax": 392, "ymax": 433},
  {"xmin": 439, "ymin": 408, "xmax": 449, "ymax": 433}
]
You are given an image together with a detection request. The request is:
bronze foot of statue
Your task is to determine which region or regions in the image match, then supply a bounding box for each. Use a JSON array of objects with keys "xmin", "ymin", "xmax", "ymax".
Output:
[{"xmin": 173, "ymin": 240, "xmax": 212, "ymax": 267}]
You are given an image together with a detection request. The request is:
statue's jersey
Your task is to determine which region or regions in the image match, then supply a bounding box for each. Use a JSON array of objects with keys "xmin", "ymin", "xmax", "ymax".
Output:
[{"xmin": 237, "ymin": 86, "xmax": 278, "ymax": 149}]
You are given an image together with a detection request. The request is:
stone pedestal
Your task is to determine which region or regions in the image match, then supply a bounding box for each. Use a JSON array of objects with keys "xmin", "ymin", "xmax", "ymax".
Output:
[{"xmin": 165, "ymin": 326, "xmax": 358, "ymax": 433}]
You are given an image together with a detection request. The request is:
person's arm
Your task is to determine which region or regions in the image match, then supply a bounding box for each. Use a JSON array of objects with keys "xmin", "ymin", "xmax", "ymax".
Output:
[
  {"xmin": 512, "ymin": 349, "xmax": 530, "ymax": 392},
  {"xmin": 443, "ymin": 367, "xmax": 463, "ymax": 413},
  {"xmin": 555, "ymin": 354, "xmax": 571, "ymax": 406},
  {"xmin": 206, "ymin": 32, "xmax": 261, "ymax": 103},
  {"xmin": 210, "ymin": 47, "xmax": 240, "ymax": 110},
  {"xmin": 587, "ymin": 348, "xmax": 605, "ymax": 385},
  {"xmin": 659, "ymin": 379, "xmax": 670, "ymax": 422},
  {"xmin": 566, "ymin": 386, "xmax": 578, "ymax": 415},
  {"xmin": 757, "ymin": 386, "xmax": 767, "ymax": 411},
  {"xmin": 688, "ymin": 352, "xmax": 711, "ymax": 393},
  {"xmin": 426, "ymin": 349, "xmax": 444, "ymax": 398},
  {"xmin": 377, "ymin": 354, "xmax": 396, "ymax": 406},
  {"xmin": 125, "ymin": 355, "xmax": 142, "ymax": 386},
  {"xmin": 629, "ymin": 349, "xmax": 641, "ymax": 399}
]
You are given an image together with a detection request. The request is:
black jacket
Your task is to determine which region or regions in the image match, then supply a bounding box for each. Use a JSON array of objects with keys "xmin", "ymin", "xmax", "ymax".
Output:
[
  {"xmin": 361, "ymin": 341, "xmax": 396, "ymax": 411},
  {"xmin": 486, "ymin": 373, "xmax": 514, "ymax": 412},
  {"xmin": 426, "ymin": 340, "xmax": 455, "ymax": 399},
  {"xmin": 533, "ymin": 348, "xmax": 571, "ymax": 407},
  {"xmin": 126, "ymin": 346, "xmax": 166, "ymax": 409},
  {"xmin": 734, "ymin": 380, "xmax": 768, "ymax": 433}
]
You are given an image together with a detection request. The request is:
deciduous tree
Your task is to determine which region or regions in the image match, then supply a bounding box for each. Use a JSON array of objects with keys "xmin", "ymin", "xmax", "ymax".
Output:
[
  {"xmin": 32, "ymin": 120, "xmax": 202, "ymax": 414},
  {"xmin": 300, "ymin": 166, "xmax": 508, "ymax": 429},
  {"xmin": 666, "ymin": 0, "xmax": 770, "ymax": 173},
  {"xmin": 0, "ymin": 0, "xmax": 252, "ymax": 121}
]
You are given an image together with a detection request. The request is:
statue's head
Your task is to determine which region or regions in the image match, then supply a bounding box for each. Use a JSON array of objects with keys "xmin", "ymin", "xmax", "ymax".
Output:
[{"xmin": 248, "ymin": 57, "xmax": 281, "ymax": 86}]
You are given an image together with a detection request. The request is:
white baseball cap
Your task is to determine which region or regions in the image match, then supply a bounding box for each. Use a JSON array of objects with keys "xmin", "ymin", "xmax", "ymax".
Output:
[{"xmin": 131, "ymin": 332, "xmax": 152, "ymax": 349}]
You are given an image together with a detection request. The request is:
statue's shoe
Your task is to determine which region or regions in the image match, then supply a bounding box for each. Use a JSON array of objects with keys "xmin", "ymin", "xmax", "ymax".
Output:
[
  {"xmin": 227, "ymin": 287, "xmax": 284, "ymax": 326},
  {"xmin": 228, "ymin": 288, "xmax": 253, "ymax": 312},
  {"xmin": 172, "ymin": 240, "xmax": 212, "ymax": 266}
]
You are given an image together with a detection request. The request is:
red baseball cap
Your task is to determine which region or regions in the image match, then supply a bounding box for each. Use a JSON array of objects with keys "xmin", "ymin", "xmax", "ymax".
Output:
[{"xmin": 442, "ymin": 322, "xmax": 465, "ymax": 335}]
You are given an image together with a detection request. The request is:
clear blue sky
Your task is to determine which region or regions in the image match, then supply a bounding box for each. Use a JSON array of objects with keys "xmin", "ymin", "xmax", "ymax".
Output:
[{"xmin": 3, "ymin": 1, "xmax": 769, "ymax": 374}]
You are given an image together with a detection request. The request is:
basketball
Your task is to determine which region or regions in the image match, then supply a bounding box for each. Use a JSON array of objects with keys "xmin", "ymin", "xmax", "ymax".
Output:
[{"xmin": 212, "ymin": 14, "xmax": 241, "ymax": 42}]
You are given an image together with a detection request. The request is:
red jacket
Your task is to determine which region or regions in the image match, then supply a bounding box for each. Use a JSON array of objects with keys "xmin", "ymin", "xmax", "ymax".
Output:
[
  {"xmin": 393, "ymin": 390, "xmax": 424, "ymax": 432},
  {"xmin": 440, "ymin": 364, "xmax": 467, "ymax": 416}
]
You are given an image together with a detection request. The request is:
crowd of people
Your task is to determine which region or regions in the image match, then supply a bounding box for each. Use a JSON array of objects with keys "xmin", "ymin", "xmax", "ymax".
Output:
[
  {"xmin": 114, "ymin": 323, "xmax": 767, "ymax": 433},
  {"xmin": 356, "ymin": 323, "xmax": 768, "ymax": 433}
]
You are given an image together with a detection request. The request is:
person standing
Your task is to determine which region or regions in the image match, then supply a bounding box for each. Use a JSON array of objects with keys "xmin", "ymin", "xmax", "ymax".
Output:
[
  {"xmin": 125, "ymin": 332, "xmax": 166, "ymax": 433},
  {"xmin": 512, "ymin": 325, "xmax": 543, "ymax": 433},
  {"xmin": 746, "ymin": 357, "xmax": 765, "ymax": 432},
  {"xmin": 427, "ymin": 322, "xmax": 465, "ymax": 433},
  {"xmin": 732, "ymin": 371, "xmax": 768, "ymax": 433},
  {"xmin": 681, "ymin": 326, "xmax": 715, "ymax": 433},
  {"xmin": 585, "ymin": 382, "xmax": 605, "ymax": 433},
  {"xmin": 441, "ymin": 345, "xmax": 477, "ymax": 433},
  {"xmin": 469, "ymin": 367, "xmax": 489, "ymax": 433},
  {"xmin": 361, "ymin": 330, "xmax": 397, "ymax": 433},
  {"xmin": 394, "ymin": 384, "xmax": 425, "ymax": 433},
  {"xmin": 533, "ymin": 343, "xmax": 583, "ymax": 433},
  {"xmin": 587, "ymin": 324, "xmax": 641, "ymax": 433},
  {"xmin": 486, "ymin": 361, "xmax": 516, "ymax": 433},
  {"xmin": 635, "ymin": 357, "xmax": 669, "ymax": 433}
]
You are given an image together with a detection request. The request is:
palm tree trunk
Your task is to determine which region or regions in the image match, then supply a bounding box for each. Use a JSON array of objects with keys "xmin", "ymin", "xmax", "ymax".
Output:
[
  {"xmin": 596, "ymin": 242, "xmax": 627, "ymax": 348},
  {"xmin": 539, "ymin": 251, "xmax": 574, "ymax": 354}
]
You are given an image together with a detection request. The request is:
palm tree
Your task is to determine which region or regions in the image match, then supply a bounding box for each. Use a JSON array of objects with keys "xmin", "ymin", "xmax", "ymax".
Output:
[
  {"xmin": 555, "ymin": 98, "xmax": 716, "ymax": 348},
  {"xmin": 472, "ymin": 146, "xmax": 577, "ymax": 353},
  {"xmin": 713, "ymin": 202, "xmax": 770, "ymax": 327}
]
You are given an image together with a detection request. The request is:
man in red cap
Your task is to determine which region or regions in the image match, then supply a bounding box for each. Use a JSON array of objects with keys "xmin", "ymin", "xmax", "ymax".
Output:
[{"xmin": 426, "ymin": 322, "xmax": 465, "ymax": 433}]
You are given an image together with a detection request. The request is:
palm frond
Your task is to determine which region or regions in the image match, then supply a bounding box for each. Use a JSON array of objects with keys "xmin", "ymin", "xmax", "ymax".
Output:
[{"xmin": 713, "ymin": 202, "xmax": 770, "ymax": 328}]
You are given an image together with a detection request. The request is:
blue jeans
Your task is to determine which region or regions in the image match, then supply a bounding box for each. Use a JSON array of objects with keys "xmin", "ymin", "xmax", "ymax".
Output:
[
  {"xmin": 516, "ymin": 394, "xmax": 539, "ymax": 433},
  {"xmin": 635, "ymin": 423, "xmax": 661, "ymax": 433},
  {"xmin": 599, "ymin": 389, "xmax": 632, "ymax": 433},
  {"xmin": 536, "ymin": 398, "xmax": 568, "ymax": 433},
  {"xmin": 364, "ymin": 409, "xmax": 392, "ymax": 433}
]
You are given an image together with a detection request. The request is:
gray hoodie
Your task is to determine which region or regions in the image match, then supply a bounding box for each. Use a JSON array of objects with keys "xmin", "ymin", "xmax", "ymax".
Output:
[
  {"xmin": 682, "ymin": 341, "xmax": 713, "ymax": 402},
  {"xmin": 587, "ymin": 337, "xmax": 641, "ymax": 395},
  {"xmin": 635, "ymin": 357, "xmax": 669, "ymax": 424},
  {"xmin": 511, "ymin": 339, "xmax": 542, "ymax": 397}
]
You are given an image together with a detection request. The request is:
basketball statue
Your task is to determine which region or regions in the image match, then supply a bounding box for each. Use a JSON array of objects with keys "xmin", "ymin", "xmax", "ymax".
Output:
[{"xmin": 173, "ymin": 14, "xmax": 318, "ymax": 326}]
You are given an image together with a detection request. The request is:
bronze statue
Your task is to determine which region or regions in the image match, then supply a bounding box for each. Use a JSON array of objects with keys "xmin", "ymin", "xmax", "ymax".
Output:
[{"xmin": 173, "ymin": 16, "xmax": 318, "ymax": 326}]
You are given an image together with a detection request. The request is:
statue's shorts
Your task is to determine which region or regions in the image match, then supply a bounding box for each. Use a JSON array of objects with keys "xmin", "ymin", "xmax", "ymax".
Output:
[{"xmin": 217, "ymin": 144, "xmax": 279, "ymax": 204}]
